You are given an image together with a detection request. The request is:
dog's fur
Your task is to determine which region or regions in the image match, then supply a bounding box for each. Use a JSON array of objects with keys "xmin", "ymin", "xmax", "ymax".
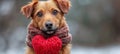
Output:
[{"xmin": 21, "ymin": 0, "xmax": 71, "ymax": 54}]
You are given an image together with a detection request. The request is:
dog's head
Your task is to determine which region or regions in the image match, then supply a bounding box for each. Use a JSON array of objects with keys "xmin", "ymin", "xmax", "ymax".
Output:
[{"xmin": 21, "ymin": 0, "xmax": 71, "ymax": 35}]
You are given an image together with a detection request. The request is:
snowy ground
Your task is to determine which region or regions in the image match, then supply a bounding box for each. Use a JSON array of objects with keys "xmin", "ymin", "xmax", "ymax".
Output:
[
  {"xmin": 0, "ymin": 45, "xmax": 120, "ymax": 54},
  {"xmin": 71, "ymin": 45, "xmax": 120, "ymax": 54}
]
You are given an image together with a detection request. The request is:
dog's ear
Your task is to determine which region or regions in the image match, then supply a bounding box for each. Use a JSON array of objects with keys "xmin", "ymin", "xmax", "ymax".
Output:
[
  {"xmin": 21, "ymin": 1, "xmax": 38, "ymax": 18},
  {"xmin": 53, "ymin": 0, "xmax": 71, "ymax": 14}
]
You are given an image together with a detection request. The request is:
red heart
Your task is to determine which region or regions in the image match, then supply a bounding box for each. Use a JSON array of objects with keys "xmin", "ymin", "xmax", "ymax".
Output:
[{"xmin": 32, "ymin": 35, "xmax": 62, "ymax": 54}]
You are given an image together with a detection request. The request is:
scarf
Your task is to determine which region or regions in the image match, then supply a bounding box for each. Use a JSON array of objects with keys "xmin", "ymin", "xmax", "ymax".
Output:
[{"xmin": 26, "ymin": 23, "xmax": 72, "ymax": 48}]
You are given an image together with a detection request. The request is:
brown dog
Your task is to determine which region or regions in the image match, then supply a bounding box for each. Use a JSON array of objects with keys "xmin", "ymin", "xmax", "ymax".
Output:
[{"xmin": 21, "ymin": 0, "xmax": 71, "ymax": 54}]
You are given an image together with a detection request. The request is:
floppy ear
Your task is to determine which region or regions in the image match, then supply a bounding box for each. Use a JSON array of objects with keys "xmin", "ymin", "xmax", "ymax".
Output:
[
  {"xmin": 53, "ymin": 0, "xmax": 71, "ymax": 14},
  {"xmin": 21, "ymin": 1, "xmax": 38, "ymax": 18}
]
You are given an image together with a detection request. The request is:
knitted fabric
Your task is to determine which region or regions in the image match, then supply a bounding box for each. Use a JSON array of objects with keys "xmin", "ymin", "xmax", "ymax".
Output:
[
  {"xmin": 32, "ymin": 35, "xmax": 62, "ymax": 54},
  {"xmin": 26, "ymin": 23, "xmax": 72, "ymax": 48}
]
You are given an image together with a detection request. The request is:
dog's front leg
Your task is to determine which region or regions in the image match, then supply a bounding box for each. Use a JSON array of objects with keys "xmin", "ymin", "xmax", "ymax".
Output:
[
  {"xmin": 59, "ymin": 44, "xmax": 71, "ymax": 54},
  {"xmin": 26, "ymin": 47, "xmax": 35, "ymax": 54}
]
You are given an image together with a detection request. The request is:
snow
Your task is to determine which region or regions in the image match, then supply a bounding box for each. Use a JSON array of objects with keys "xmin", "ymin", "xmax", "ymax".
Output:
[
  {"xmin": 1, "ymin": 45, "xmax": 120, "ymax": 54},
  {"xmin": 71, "ymin": 45, "xmax": 120, "ymax": 54}
]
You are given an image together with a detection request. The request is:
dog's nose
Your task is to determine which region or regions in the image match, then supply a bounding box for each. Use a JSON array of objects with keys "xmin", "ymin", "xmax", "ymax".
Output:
[{"xmin": 45, "ymin": 21, "xmax": 53, "ymax": 29}]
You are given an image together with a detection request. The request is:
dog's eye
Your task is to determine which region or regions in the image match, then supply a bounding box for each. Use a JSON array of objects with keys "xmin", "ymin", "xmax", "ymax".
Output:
[
  {"xmin": 52, "ymin": 10, "xmax": 58, "ymax": 15},
  {"xmin": 37, "ymin": 12, "xmax": 43, "ymax": 17}
]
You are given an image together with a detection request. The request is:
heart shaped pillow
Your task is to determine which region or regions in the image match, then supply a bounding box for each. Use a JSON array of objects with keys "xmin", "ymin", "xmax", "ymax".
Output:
[{"xmin": 32, "ymin": 35, "xmax": 62, "ymax": 54}]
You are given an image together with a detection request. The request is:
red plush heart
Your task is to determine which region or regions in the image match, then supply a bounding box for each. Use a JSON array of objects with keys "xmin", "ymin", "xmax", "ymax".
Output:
[{"xmin": 32, "ymin": 35, "xmax": 62, "ymax": 54}]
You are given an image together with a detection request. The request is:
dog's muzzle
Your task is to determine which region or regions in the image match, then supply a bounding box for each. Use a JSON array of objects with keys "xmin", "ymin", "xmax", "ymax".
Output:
[{"xmin": 42, "ymin": 21, "xmax": 57, "ymax": 35}]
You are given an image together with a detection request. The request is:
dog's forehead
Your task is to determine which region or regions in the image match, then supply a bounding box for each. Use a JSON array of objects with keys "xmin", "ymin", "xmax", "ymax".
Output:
[{"xmin": 36, "ymin": 1, "xmax": 58, "ymax": 9}]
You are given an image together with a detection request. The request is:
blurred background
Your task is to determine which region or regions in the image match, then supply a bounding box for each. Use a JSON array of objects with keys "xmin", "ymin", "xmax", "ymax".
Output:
[{"xmin": 0, "ymin": 0, "xmax": 120, "ymax": 54}]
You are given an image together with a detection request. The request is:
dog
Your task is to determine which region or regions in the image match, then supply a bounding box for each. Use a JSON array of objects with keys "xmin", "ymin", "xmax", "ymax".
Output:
[{"xmin": 21, "ymin": 0, "xmax": 71, "ymax": 54}]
